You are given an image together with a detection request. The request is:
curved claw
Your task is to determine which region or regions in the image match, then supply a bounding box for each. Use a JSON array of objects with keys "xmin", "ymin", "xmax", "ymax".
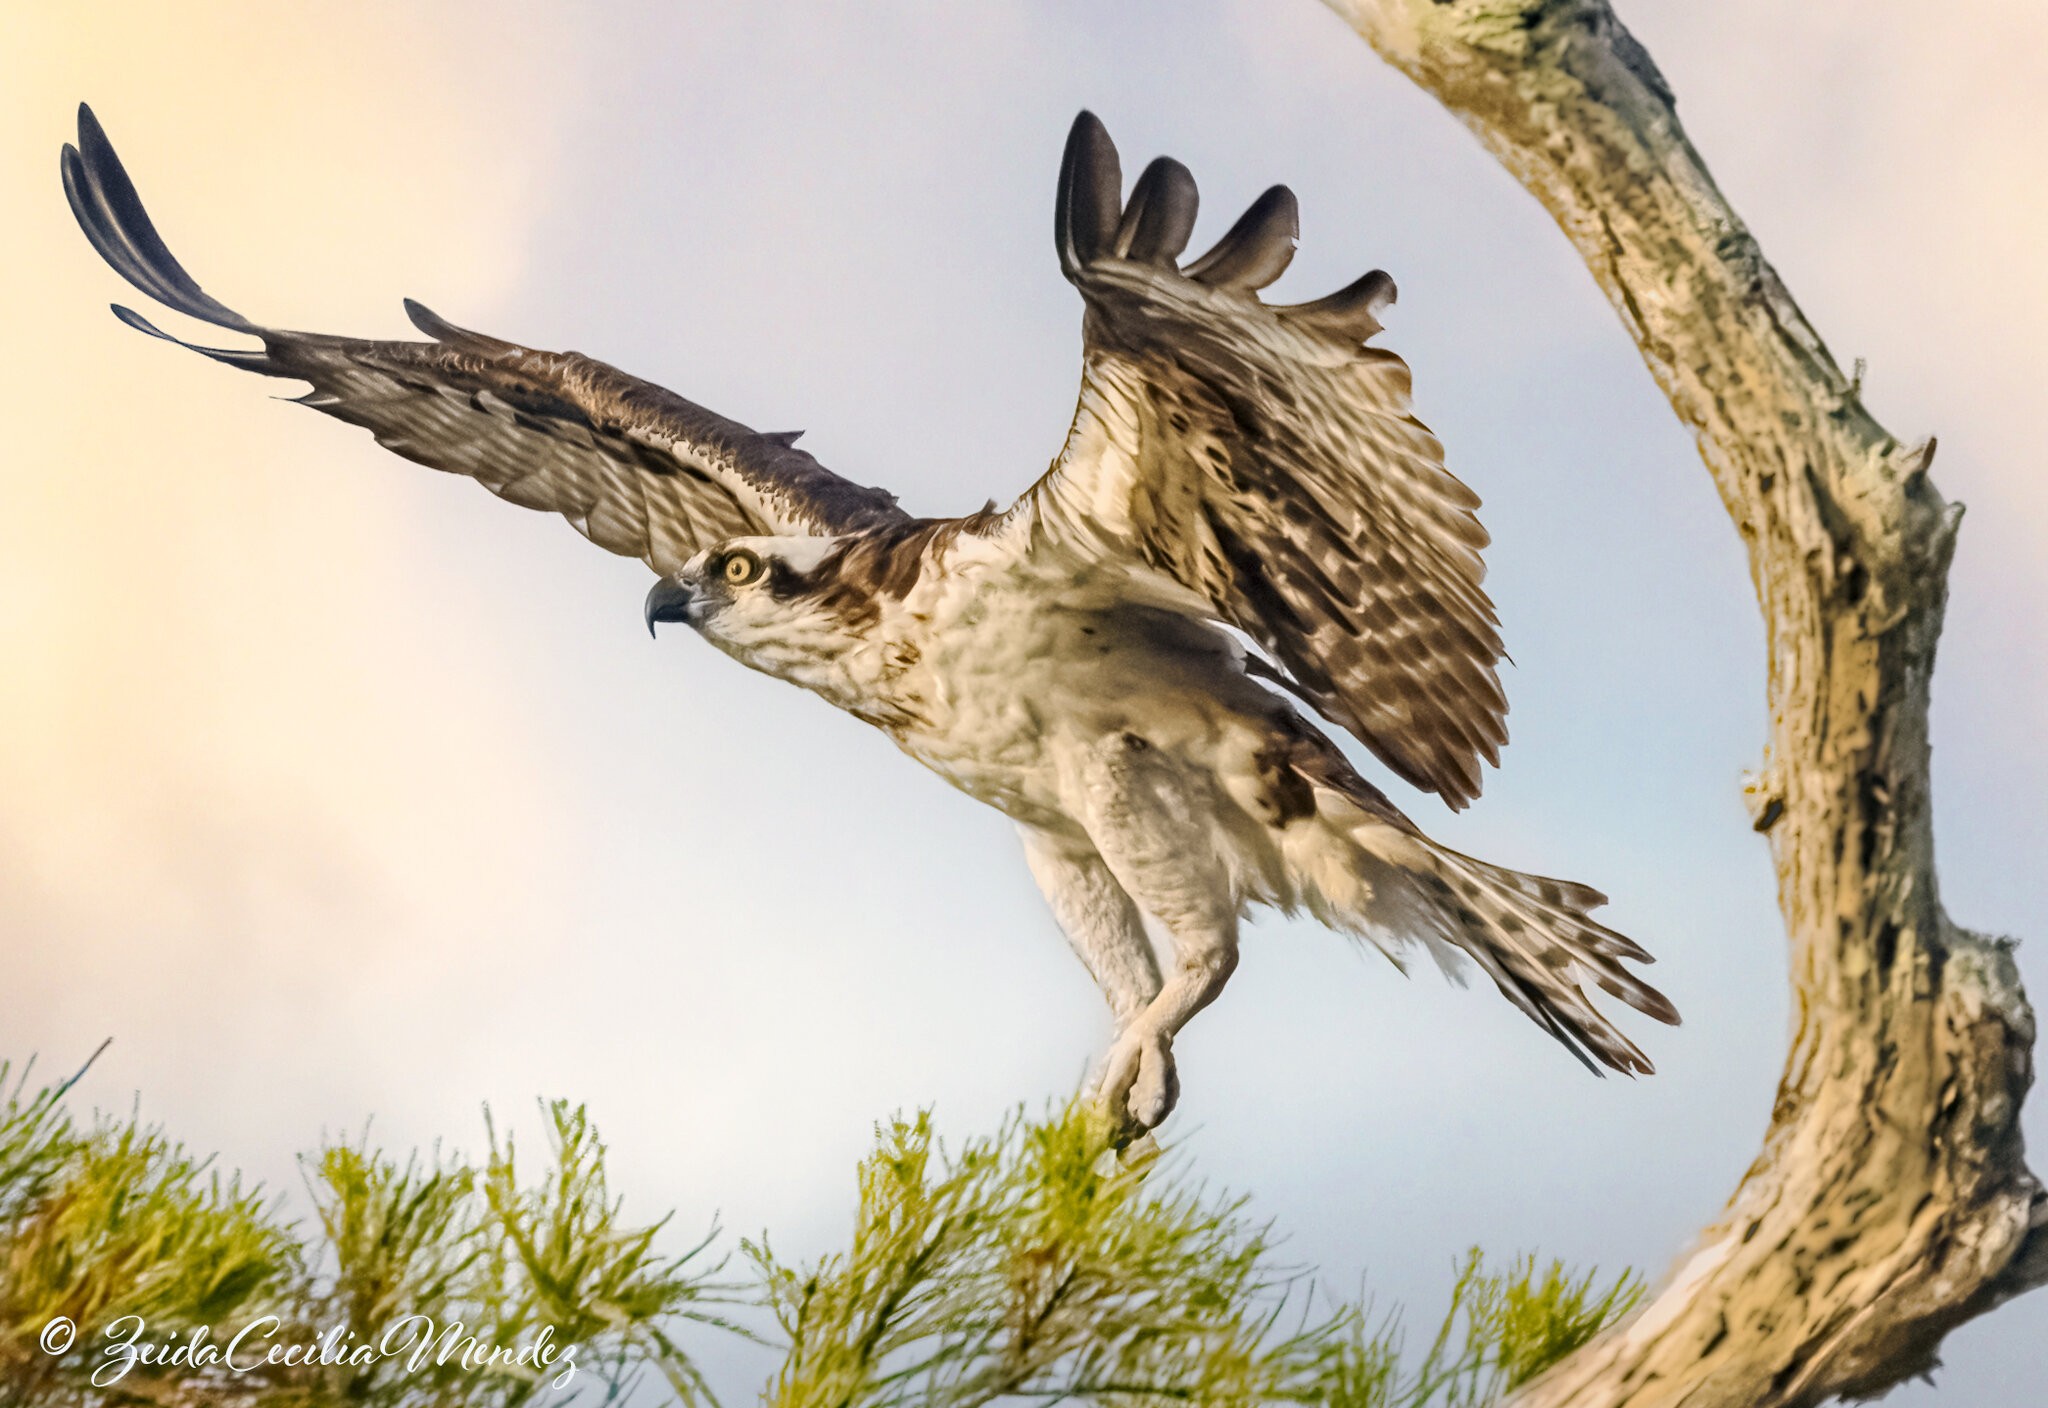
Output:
[{"xmin": 1094, "ymin": 1027, "xmax": 1179, "ymax": 1138}]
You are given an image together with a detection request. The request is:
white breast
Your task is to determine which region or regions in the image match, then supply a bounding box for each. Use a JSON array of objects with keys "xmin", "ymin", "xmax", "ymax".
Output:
[{"xmin": 872, "ymin": 548, "xmax": 1265, "ymax": 837}]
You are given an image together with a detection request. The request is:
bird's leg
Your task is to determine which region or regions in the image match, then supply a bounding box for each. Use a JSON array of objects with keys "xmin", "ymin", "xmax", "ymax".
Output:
[
  {"xmin": 1077, "ymin": 732, "xmax": 1241, "ymax": 1135},
  {"xmin": 1019, "ymin": 827, "xmax": 1163, "ymax": 1029}
]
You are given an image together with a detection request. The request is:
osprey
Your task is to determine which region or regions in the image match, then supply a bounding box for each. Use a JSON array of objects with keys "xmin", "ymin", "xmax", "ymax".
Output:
[{"xmin": 64, "ymin": 105, "xmax": 1677, "ymax": 1134}]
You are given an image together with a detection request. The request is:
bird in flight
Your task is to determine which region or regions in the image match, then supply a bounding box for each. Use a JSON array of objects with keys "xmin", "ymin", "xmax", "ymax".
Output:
[{"xmin": 64, "ymin": 104, "xmax": 1677, "ymax": 1135}]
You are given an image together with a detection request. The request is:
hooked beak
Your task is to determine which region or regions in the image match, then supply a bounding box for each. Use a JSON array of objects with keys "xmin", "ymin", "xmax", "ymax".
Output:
[{"xmin": 644, "ymin": 577, "xmax": 697, "ymax": 637}]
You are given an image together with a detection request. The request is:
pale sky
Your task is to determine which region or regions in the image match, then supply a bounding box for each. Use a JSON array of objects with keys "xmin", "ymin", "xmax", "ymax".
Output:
[{"xmin": 2, "ymin": 3, "xmax": 2042, "ymax": 1401}]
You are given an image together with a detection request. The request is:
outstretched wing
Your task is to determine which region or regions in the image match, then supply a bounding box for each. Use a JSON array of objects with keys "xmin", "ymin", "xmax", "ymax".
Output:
[
  {"xmin": 995, "ymin": 113, "xmax": 1507, "ymax": 809},
  {"xmin": 62, "ymin": 104, "xmax": 907, "ymax": 574}
]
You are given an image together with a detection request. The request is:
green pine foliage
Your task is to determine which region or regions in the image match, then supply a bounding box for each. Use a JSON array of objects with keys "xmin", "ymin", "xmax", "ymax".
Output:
[
  {"xmin": 1, "ymin": 1055, "xmax": 1640, "ymax": 1407},
  {"xmin": 748, "ymin": 1106, "xmax": 1643, "ymax": 1408},
  {"xmin": 0, "ymin": 1059, "xmax": 732, "ymax": 1408},
  {"xmin": 0, "ymin": 1055, "xmax": 298, "ymax": 1406}
]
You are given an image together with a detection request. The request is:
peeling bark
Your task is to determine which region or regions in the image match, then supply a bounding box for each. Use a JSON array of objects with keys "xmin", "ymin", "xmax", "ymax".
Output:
[{"xmin": 1316, "ymin": 1, "xmax": 2044, "ymax": 1402}]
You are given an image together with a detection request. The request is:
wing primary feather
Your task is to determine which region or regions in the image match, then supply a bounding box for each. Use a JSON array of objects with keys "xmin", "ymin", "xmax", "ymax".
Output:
[
  {"xmin": 60, "ymin": 144, "xmax": 230, "ymax": 329},
  {"xmin": 1115, "ymin": 157, "xmax": 1199, "ymax": 266},
  {"xmin": 62, "ymin": 147, "xmax": 197, "ymax": 318},
  {"xmin": 1055, "ymin": 111, "xmax": 1123, "ymax": 277},
  {"xmin": 1183, "ymin": 185, "xmax": 1299, "ymax": 290},
  {"xmin": 108, "ymin": 303, "xmax": 273, "ymax": 371},
  {"xmin": 66, "ymin": 105, "xmax": 256, "ymax": 332},
  {"xmin": 1279, "ymin": 268, "xmax": 1398, "ymax": 339}
]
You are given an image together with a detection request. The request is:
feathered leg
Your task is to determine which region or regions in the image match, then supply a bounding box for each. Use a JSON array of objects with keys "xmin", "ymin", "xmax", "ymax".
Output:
[
  {"xmin": 1019, "ymin": 826, "xmax": 1163, "ymax": 1026},
  {"xmin": 1075, "ymin": 732, "xmax": 1241, "ymax": 1134}
]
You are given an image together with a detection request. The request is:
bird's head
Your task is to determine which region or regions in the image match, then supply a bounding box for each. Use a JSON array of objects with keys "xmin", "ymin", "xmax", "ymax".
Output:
[{"xmin": 644, "ymin": 535, "xmax": 870, "ymax": 694}]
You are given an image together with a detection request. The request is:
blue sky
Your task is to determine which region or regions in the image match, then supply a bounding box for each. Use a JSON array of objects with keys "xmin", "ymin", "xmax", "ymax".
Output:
[{"xmin": 4, "ymin": 2, "xmax": 2043, "ymax": 1399}]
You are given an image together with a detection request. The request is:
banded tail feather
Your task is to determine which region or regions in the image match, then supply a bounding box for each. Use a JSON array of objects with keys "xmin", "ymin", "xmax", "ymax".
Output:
[{"xmin": 1414, "ymin": 845, "xmax": 1678, "ymax": 1076}]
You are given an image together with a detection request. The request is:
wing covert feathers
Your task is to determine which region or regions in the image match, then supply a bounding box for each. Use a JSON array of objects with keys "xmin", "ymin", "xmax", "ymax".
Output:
[
  {"xmin": 63, "ymin": 104, "xmax": 906, "ymax": 574},
  {"xmin": 1010, "ymin": 111, "xmax": 1509, "ymax": 809}
]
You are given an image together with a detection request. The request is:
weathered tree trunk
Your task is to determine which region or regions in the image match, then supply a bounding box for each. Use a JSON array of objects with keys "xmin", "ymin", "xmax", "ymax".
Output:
[{"xmin": 1315, "ymin": 1, "xmax": 2045, "ymax": 1402}]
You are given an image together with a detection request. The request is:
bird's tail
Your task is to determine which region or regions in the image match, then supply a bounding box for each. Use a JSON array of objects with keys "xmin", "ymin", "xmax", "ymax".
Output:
[
  {"xmin": 1281, "ymin": 782, "xmax": 1680, "ymax": 1076},
  {"xmin": 1406, "ymin": 841, "xmax": 1677, "ymax": 1075}
]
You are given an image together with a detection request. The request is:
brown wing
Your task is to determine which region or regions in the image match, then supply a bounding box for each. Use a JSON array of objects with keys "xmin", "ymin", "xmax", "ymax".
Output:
[
  {"xmin": 997, "ymin": 113, "xmax": 1507, "ymax": 809},
  {"xmin": 62, "ymin": 104, "xmax": 907, "ymax": 573}
]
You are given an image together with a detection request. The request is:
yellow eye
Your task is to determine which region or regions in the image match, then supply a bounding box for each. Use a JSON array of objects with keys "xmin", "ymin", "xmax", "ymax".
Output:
[{"xmin": 723, "ymin": 550, "xmax": 762, "ymax": 586}]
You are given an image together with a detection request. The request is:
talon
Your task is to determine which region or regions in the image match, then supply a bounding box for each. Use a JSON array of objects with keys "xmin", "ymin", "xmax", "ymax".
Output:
[
  {"xmin": 1094, "ymin": 1028, "xmax": 1179, "ymax": 1136},
  {"xmin": 1128, "ymin": 1034, "xmax": 1177, "ymax": 1129}
]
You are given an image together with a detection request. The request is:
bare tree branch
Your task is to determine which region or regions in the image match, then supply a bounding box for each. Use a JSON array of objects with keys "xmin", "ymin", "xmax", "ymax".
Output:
[{"xmin": 1316, "ymin": 1, "xmax": 2044, "ymax": 1402}]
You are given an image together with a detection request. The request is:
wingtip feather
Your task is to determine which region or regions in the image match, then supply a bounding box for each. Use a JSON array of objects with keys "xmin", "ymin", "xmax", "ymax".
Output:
[
  {"xmin": 110, "ymin": 302, "xmax": 171, "ymax": 339},
  {"xmin": 65, "ymin": 102, "xmax": 256, "ymax": 334},
  {"xmin": 1184, "ymin": 185, "xmax": 1299, "ymax": 291},
  {"xmin": 109, "ymin": 302, "xmax": 270, "ymax": 370},
  {"xmin": 1056, "ymin": 110, "xmax": 1122, "ymax": 278},
  {"xmin": 1116, "ymin": 156, "xmax": 1199, "ymax": 266},
  {"xmin": 1280, "ymin": 268, "xmax": 1398, "ymax": 340}
]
